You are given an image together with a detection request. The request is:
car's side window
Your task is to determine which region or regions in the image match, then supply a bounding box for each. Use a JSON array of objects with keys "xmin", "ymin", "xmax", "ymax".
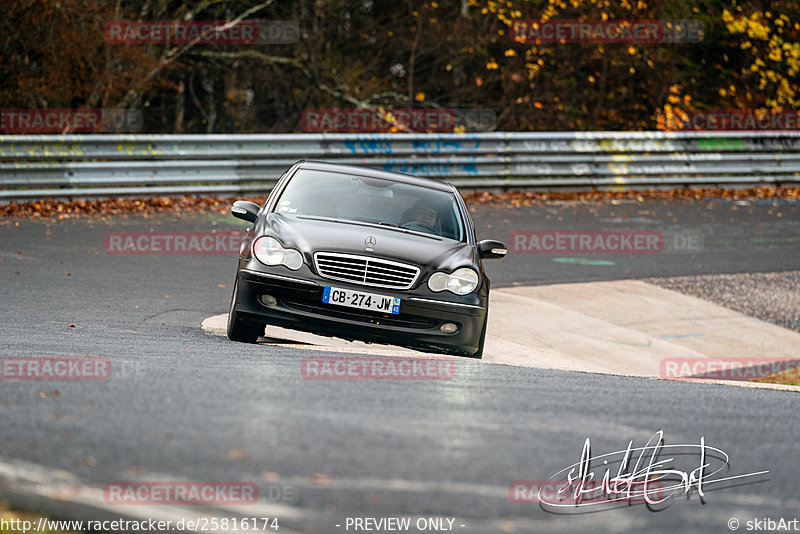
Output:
[{"xmin": 265, "ymin": 163, "xmax": 303, "ymax": 212}]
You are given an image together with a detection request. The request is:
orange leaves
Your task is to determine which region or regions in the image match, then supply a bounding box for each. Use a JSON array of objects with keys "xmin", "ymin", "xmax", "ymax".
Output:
[
  {"xmin": 462, "ymin": 186, "xmax": 800, "ymax": 208},
  {"xmin": 24, "ymin": 188, "xmax": 800, "ymax": 221},
  {"xmin": 0, "ymin": 195, "xmax": 261, "ymax": 220},
  {"xmin": 722, "ymin": 4, "xmax": 799, "ymax": 109},
  {"xmin": 1, "ymin": 0, "xmax": 165, "ymax": 109}
]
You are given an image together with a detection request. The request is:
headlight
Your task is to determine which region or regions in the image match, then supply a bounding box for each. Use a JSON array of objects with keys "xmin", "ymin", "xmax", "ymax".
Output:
[
  {"xmin": 427, "ymin": 267, "xmax": 479, "ymax": 295},
  {"xmin": 252, "ymin": 236, "xmax": 303, "ymax": 270}
]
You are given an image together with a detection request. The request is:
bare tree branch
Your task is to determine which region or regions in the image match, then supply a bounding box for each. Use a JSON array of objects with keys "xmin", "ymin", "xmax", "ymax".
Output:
[{"xmin": 117, "ymin": 0, "xmax": 273, "ymax": 108}]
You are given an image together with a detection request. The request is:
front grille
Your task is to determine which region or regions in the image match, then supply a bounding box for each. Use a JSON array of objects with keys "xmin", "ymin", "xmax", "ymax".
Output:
[{"xmin": 314, "ymin": 252, "xmax": 419, "ymax": 289}]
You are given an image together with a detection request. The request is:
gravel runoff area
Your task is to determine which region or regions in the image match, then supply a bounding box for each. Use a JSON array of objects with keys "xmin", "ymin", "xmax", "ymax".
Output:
[{"xmin": 646, "ymin": 271, "xmax": 800, "ymax": 333}]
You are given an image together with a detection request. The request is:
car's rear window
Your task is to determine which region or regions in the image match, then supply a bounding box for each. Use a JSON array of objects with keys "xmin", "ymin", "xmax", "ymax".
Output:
[{"xmin": 272, "ymin": 169, "xmax": 466, "ymax": 242}]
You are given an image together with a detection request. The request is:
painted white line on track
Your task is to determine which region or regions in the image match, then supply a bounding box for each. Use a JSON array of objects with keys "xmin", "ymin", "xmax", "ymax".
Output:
[
  {"xmin": 0, "ymin": 457, "xmax": 304, "ymax": 534},
  {"xmin": 203, "ymin": 281, "xmax": 800, "ymax": 392}
]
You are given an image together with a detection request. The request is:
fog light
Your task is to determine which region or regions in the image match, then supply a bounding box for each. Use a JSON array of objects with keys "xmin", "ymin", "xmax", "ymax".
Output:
[
  {"xmin": 440, "ymin": 323, "xmax": 458, "ymax": 334},
  {"xmin": 259, "ymin": 294, "xmax": 277, "ymax": 307}
]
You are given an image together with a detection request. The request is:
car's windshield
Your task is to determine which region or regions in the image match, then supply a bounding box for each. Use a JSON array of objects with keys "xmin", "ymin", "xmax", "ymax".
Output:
[{"xmin": 273, "ymin": 169, "xmax": 465, "ymax": 242}]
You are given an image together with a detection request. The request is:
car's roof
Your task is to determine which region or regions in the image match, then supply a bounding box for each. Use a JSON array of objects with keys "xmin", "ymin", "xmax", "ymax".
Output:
[{"xmin": 297, "ymin": 160, "xmax": 454, "ymax": 193}]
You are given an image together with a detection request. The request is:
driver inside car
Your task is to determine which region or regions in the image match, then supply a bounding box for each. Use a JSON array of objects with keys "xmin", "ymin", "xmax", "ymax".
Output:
[{"xmin": 403, "ymin": 199, "xmax": 439, "ymax": 235}]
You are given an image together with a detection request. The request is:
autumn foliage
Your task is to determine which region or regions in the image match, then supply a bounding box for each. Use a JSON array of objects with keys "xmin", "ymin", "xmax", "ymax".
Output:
[{"xmin": 1, "ymin": 0, "xmax": 798, "ymax": 132}]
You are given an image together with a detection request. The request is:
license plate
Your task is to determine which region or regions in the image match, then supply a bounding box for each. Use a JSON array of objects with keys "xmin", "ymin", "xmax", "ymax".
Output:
[{"xmin": 322, "ymin": 286, "xmax": 401, "ymax": 315}]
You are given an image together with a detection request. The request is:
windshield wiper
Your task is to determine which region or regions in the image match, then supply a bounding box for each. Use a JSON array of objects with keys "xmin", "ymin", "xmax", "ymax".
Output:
[
  {"xmin": 377, "ymin": 221, "xmax": 398, "ymax": 227},
  {"xmin": 297, "ymin": 215, "xmax": 338, "ymax": 223}
]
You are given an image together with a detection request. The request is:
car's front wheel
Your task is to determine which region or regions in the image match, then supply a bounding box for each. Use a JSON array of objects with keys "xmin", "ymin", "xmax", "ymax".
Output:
[{"xmin": 227, "ymin": 278, "xmax": 265, "ymax": 343}]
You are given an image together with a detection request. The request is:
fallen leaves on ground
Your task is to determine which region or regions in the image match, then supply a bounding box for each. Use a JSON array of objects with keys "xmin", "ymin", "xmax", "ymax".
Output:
[
  {"xmin": 0, "ymin": 195, "xmax": 263, "ymax": 220},
  {"xmin": 462, "ymin": 186, "xmax": 800, "ymax": 207},
  {"xmin": 0, "ymin": 187, "xmax": 798, "ymax": 220},
  {"xmin": 126, "ymin": 465, "xmax": 147, "ymax": 475},
  {"xmin": 751, "ymin": 368, "xmax": 800, "ymax": 387},
  {"xmin": 261, "ymin": 471, "xmax": 280, "ymax": 481},
  {"xmin": 307, "ymin": 473, "xmax": 336, "ymax": 486}
]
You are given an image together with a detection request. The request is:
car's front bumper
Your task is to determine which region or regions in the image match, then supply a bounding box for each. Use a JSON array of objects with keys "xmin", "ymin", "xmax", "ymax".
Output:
[{"xmin": 233, "ymin": 267, "xmax": 487, "ymax": 356}]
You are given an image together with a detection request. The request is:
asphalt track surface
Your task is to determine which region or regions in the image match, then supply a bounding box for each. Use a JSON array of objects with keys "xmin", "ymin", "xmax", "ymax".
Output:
[{"xmin": 1, "ymin": 197, "xmax": 800, "ymax": 533}]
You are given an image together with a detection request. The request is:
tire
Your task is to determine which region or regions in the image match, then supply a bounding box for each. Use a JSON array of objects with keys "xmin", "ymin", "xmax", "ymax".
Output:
[{"xmin": 227, "ymin": 278, "xmax": 265, "ymax": 343}]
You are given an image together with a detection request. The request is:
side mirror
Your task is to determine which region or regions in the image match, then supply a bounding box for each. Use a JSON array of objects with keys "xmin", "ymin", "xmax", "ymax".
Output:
[
  {"xmin": 478, "ymin": 239, "xmax": 507, "ymax": 259},
  {"xmin": 231, "ymin": 200, "xmax": 260, "ymax": 223}
]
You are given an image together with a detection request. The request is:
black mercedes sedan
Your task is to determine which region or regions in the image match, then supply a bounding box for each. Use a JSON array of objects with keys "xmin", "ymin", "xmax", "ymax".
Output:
[{"xmin": 226, "ymin": 160, "xmax": 507, "ymax": 358}]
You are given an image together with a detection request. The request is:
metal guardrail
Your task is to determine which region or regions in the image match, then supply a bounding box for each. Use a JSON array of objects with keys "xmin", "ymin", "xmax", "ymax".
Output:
[{"xmin": 1, "ymin": 132, "xmax": 799, "ymax": 200}]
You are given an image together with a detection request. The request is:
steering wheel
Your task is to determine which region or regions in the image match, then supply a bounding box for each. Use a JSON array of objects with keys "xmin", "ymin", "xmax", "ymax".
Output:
[{"xmin": 401, "ymin": 221, "xmax": 437, "ymax": 234}]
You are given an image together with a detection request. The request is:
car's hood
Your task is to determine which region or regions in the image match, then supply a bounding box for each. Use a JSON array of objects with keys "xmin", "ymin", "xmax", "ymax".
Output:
[{"xmin": 255, "ymin": 213, "xmax": 476, "ymax": 271}]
